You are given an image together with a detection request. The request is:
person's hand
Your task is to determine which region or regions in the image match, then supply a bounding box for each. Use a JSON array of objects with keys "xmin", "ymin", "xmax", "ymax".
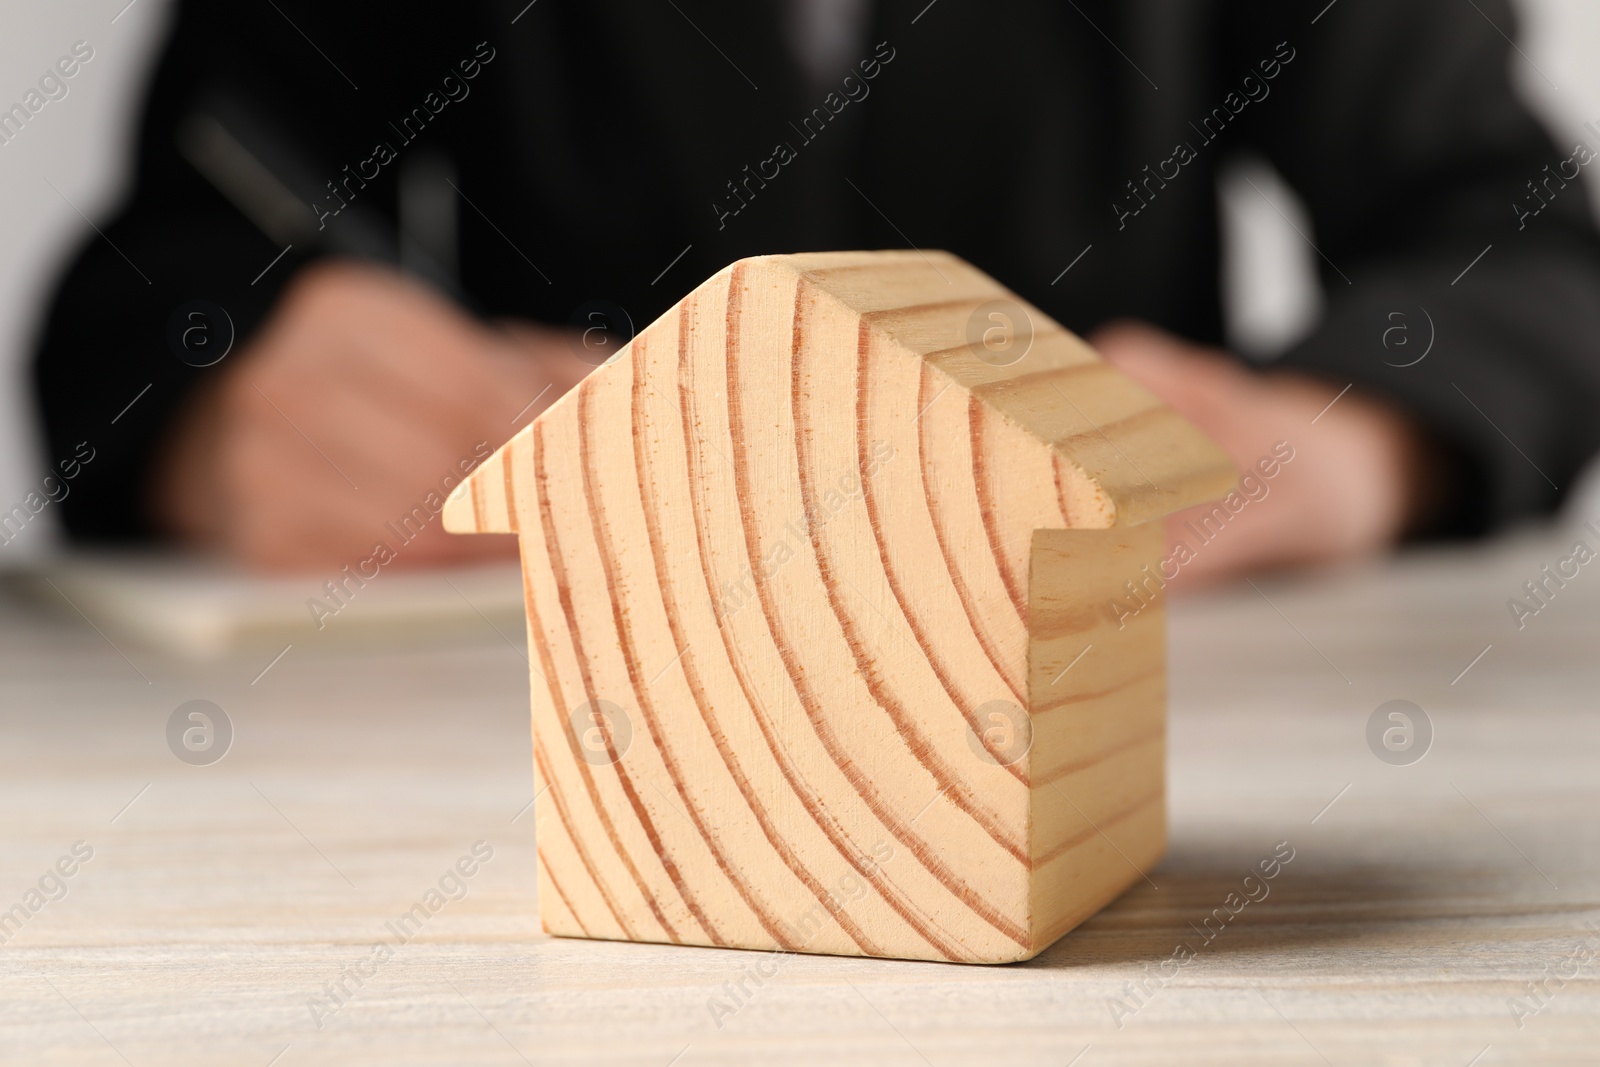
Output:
[
  {"xmin": 155, "ymin": 261, "xmax": 590, "ymax": 570},
  {"xmin": 1089, "ymin": 320, "xmax": 1439, "ymax": 587}
]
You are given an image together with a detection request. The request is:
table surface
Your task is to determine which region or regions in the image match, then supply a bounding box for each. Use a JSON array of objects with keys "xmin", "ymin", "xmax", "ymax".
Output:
[{"xmin": 2, "ymin": 527, "xmax": 1598, "ymax": 1066}]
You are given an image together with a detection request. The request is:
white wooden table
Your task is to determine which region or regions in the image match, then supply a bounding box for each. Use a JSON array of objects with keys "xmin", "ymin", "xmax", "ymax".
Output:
[{"xmin": 2, "ymin": 528, "xmax": 1597, "ymax": 1065}]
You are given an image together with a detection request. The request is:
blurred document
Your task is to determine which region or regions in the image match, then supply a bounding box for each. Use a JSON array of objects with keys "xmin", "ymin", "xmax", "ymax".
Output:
[{"xmin": 16, "ymin": 553, "xmax": 524, "ymax": 658}]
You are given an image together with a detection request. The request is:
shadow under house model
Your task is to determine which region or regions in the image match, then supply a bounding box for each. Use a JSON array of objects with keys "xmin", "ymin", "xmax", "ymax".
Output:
[{"xmin": 444, "ymin": 251, "xmax": 1235, "ymax": 963}]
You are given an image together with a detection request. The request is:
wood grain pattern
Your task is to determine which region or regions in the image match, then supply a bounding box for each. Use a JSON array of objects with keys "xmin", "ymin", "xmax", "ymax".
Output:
[{"xmin": 444, "ymin": 251, "xmax": 1235, "ymax": 962}]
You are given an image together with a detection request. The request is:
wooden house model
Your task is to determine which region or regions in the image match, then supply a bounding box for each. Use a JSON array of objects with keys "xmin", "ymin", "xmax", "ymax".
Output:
[{"xmin": 444, "ymin": 251, "xmax": 1234, "ymax": 963}]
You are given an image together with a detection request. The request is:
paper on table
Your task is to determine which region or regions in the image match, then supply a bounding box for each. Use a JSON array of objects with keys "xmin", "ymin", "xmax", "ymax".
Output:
[{"xmin": 10, "ymin": 552, "xmax": 526, "ymax": 659}]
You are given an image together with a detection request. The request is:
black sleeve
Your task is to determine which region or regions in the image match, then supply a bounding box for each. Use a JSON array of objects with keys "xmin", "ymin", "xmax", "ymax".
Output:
[
  {"xmin": 29, "ymin": 2, "xmax": 494, "ymax": 542},
  {"xmin": 1227, "ymin": 0, "xmax": 1600, "ymax": 534}
]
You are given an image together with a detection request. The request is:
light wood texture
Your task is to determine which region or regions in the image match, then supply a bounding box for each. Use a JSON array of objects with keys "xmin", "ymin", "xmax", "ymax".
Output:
[
  {"xmin": 443, "ymin": 251, "xmax": 1233, "ymax": 962},
  {"xmin": 3, "ymin": 531, "xmax": 1599, "ymax": 1064},
  {"xmin": 1028, "ymin": 525, "xmax": 1168, "ymax": 948}
]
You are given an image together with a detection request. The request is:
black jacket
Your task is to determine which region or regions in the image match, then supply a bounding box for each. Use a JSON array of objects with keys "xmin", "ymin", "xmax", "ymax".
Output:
[{"xmin": 33, "ymin": 0, "xmax": 1600, "ymax": 540}]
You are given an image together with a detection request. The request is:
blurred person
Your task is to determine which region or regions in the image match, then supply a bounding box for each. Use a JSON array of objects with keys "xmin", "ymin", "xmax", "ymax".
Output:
[{"xmin": 31, "ymin": 0, "xmax": 1600, "ymax": 581}]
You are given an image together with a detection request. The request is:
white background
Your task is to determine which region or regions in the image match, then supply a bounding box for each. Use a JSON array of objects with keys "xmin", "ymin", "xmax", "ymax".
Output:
[{"xmin": 0, "ymin": 0, "xmax": 1596, "ymax": 557}]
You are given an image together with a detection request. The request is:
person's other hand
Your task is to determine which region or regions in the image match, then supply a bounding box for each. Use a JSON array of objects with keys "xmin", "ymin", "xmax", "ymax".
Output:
[
  {"xmin": 156, "ymin": 261, "xmax": 590, "ymax": 570},
  {"xmin": 1089, "ymin": 320, "xmax": 1438, "ymax": 587}
]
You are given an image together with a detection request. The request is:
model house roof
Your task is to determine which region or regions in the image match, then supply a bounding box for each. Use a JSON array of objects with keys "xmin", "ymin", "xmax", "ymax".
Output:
[{"xmin": 445, "ymin": 250, "xmax": 1235, "ymax": 536}]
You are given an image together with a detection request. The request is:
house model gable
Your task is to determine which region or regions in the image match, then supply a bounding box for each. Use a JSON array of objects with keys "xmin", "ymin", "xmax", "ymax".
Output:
[{"xmin": 445, "ymin": 250, "xmax": 1234, "ymax": 962}]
